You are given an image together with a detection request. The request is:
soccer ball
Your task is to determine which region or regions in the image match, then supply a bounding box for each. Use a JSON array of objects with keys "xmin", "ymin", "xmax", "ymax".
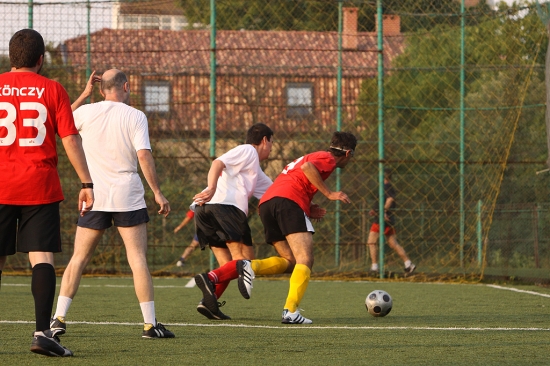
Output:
[{"xmin": 365, "ymin": 290, "xmax": 393, "ymax": 317}]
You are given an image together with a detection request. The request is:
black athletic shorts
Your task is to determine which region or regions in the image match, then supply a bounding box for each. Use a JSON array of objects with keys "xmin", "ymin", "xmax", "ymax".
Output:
[
  {"xmin": 77, "ymin": 208, "xmax": 149, "ymax": 230},
  {"xmin": 259, "ymin": 197, "xmax": 314, "ymax": 244},
  {"xmin": 194, "ymin": 204, "xmax": 252, "ymax": 249},
  {"xmin": 0, "ymin": 202, "xmax": 61, "ymax": 255}
]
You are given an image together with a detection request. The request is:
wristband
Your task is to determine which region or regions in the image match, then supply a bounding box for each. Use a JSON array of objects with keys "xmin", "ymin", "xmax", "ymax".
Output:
[{"xmin": 81, "ymin": 183, "xmax": 94, "ymax": 189}]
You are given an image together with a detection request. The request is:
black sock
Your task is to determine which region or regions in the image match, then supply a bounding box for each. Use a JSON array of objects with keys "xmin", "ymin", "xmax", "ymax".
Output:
[{"xmin": 31, "ymin": 263, "xmax": 56, "ymax": 332}]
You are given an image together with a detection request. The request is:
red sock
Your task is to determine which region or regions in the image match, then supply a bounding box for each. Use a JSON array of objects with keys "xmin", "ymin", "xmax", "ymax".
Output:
[
  {"xmin": 214, "ymin": 280, "xmax": 230, "ymax": 299},
  {"xmin": 207, "ymin": 260, "xmax": 239, "ymax": 284}
]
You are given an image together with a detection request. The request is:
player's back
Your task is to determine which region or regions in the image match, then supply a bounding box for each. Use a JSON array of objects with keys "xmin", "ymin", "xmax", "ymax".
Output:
[{"xmin": 0, "ymin": 71, "xmax": 76, "ymax": 205}]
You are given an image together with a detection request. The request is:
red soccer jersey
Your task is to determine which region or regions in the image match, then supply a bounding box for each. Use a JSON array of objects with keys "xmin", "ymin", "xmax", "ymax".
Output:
[
  {"xmin": 0, "ymin": 72, "xmax": 78, "ymax": 205},
  {"xmin": 260, "ymin": 151, "xmax": 337, "ymax": 216}
]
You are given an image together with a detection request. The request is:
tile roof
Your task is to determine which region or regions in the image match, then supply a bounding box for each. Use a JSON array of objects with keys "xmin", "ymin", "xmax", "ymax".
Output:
[{"xmin": 62, "ymin": 28, "xmax": 404, "ymax": 77}]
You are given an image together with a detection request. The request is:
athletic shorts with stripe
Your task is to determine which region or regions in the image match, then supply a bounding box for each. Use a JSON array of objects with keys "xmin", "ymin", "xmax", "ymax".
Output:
[
  {"xmin": 194, "ymin": 204, "xmax": 252, "ymax": 249},
  {"xmin": 259, "ymin": 197, "xmax": 314, "ymax": 244}
]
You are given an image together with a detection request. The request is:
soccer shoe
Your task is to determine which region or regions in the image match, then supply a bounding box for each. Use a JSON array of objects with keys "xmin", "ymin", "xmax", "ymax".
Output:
[
  {"xmin": 281, "ymin": 309, "xmax": 312, "ymax": 324},
  {"xmin": 194, "ymin": 273, "xmax": 219, "ymax": 315},
  {"xmin": 404, "ymin": 263, "xmax": 416, "ymax": 276},
  {"xmin": 30, "ymin": 329, "xmax": 73, "ymax": 357},
  {"xmin": 50, "ymin": 316, "xmax": 66, "ymax": 337},
  {"xmin": 176, "ymin": 257, "xmax": 185, "ymax": 267},
  {"xmin": 237, "ymin": 260, "xmax": 255, "ymax": 299},
  {"xmin": 142, "ymin": 322, "xmax": 175, "ymax": 338},
  {"xmin": 197, "ymin": 300, "xmax": 231, "ymax": 320}
]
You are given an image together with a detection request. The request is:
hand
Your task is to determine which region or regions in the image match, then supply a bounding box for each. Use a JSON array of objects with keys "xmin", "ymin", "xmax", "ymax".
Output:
[
  {"xmin": 192, "ymin": 187, "xmax": 215, "ymax": 206},
  {"xmin": 369, "ymin": 209, "xmax": 376, "ymax": 217},
  {"xmin": 309, "ymin": 203, "xmax": 326, "ymax": 221},
  {"xmin": 173, "ymin": 225, "xmax": 182, "ymax": 233},
  {"xmin": 82, "ymin": 70, "xmax": 101, "ymax": 99},
  {"xmin": 326, "ymin": 191, "xmax": 351, "ymax": 204},
  {"xmin": 155, "ymin": 192, "xmax": 170, "ymax": 217},
  {"xmin": 78, "ymin": 189, "xmax": 94, "ymax": 216}
]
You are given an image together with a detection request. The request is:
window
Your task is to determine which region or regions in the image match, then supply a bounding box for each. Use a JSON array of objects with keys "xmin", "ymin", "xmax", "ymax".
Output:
[
  {"xmin": 117, "ymin": 14, "xmax": 187, "ymax": 31},
  {"xmin": 286, "ymin": 83, "xmax": 313, "ymax": 118},
  {"xmin": 144, "ymin": 81, "xmax": 170, "ymax": 113}
]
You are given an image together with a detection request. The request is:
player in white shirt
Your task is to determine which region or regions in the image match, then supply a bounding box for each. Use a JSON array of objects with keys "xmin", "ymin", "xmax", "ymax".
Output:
[
  {"xmin": 192, "ymin": 123, "xmax": 273, "ymax": 320},
  {"xmin": 51, "ymin": 69, "xmax": 174, "ymax": 339}
]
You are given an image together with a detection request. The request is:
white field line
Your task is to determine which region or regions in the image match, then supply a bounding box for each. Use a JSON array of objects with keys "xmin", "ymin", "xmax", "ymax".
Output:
[
  {"xmin": 0, "ymin": 320, "xmax": 548, "ymax": 331},
  {"xmin": 485, "ymin": 284, "xmax": 550, "ymax": 298}
]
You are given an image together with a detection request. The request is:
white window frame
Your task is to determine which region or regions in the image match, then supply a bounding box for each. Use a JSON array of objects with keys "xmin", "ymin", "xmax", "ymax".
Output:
[
  {"xmin": 144, "ymin": 81, "xmax": 170, "ymax": 114},
  {"xmin": 286, "ymin": 82, "xmax": 313, "ymax": 118}
]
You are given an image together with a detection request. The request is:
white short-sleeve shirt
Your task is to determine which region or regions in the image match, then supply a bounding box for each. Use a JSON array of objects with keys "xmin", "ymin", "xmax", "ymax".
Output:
[
  {"xmin": 73, "ymin": 101, "xmax": 151, "ymax": 211},
  {"xmin": 207, "ymin": 144, "xmax": 272, "ymax": 215}
]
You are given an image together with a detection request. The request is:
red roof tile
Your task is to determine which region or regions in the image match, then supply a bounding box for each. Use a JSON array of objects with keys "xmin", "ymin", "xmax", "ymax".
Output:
[{"xmin": 62, "ymin": 28, "xmax": 404, "ymax": 77}]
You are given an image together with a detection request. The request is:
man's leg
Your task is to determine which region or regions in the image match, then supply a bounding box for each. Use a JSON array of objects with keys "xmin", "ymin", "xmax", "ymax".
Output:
[
  {"xmin": 54, "ymin": 227, "xmax": 104, "ymax": 321},
  {"xmin": 0, "ymin": 255, "xmax": 6, "ymax": 290},
  {"xmin": 29, "ymin": 252, "xmax": 57, "ymax": 333},
  {"xmin": 367, "ymin": 230, "xmax": 380, "ymax": 272},
  {"xmin": 280, "ymin": 232, "xmax": 314, "ymax": 324},
  {"xmin": 29, "ymin": 252, "xmax": 73, "ymax": 357},
  {"xmin": 118, "ymin": 223, "xmax": 175, "ymax": 338},
  {"xmin": 386, "ymin": 234, "xmax": 415, "ymax": 274}
]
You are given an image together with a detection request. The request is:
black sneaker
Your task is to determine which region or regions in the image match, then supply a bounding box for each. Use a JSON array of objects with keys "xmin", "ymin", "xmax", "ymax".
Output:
[
  {"xmin": 194, "ymin": 273, "xmax": 219, "ymax": 315},
  {"xmin": 404, "ymin": 263, "xmax": 416, "ymax": 276},
  {"xmin": 30, "ymin": 329, "xmax": 73, "ymax": 357},
  {"xmin": 50, "ymin": 316, "xmax": 66, "ymax": 337},
  {"xmin": 142, "ymin": 322, "xmax": 175, "ymax": 338},
  {"xmin": 197, "ymin": 300, "xmax": 231, "ymax": 320}
]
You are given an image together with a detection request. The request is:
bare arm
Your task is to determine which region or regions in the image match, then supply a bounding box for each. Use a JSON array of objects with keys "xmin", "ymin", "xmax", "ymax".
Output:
[
  {"xmin": 192, "ymin": 159, "xmax": 225, "ymax": 205},
  {"xmin": 174, "ymin": 215, "xmax": 192, "ymax": 233},
  {"xmin": 301, "ymin": 162, "xmax": 350, "ymax": 203},
  {"xmin": 61, "ymin": 134, "xmax": 94, "ymax": 214},
  {"xmin": 137, "ymin": 149, "xmax": 170, "ymax": 217},
  {"xmin": 71, "ymin": 70, "xmax": 101, "ymax": 111}
]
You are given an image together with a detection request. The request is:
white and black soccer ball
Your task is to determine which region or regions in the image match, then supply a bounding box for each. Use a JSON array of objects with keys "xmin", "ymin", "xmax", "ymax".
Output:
[{"xmin": 365, "ymin": 290, "xmax": 393, "ymax": 317}]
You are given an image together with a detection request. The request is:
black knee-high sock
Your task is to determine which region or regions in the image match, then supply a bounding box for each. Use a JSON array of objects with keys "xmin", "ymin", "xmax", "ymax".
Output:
[{"xmin": 31, "ymin": 263, "xmax": 56, "ymax": 332}]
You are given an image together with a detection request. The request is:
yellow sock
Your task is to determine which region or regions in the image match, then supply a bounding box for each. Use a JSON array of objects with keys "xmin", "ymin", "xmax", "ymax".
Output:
[
  {"xmin": 251, "ymin": 257, "xmax": 289, "ymax": 275},
  {"xmin": 284, "ymin": 264, "xmax": 311, "ymax": 313}
]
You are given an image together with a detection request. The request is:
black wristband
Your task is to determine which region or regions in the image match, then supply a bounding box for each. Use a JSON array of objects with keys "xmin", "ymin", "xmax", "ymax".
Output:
[{"xmin": 81, "ymin": 183, "xmax": 94, "ymax": 189}]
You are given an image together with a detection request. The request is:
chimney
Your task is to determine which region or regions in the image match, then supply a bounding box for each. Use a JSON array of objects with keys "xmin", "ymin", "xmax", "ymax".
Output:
[
  {"xmin": 343, "ymin": 7, "xmax": 358, "ymax": 50},
  {"xmin": 376, "ymin": 15, "xmax": 401, "ymax": 36}
]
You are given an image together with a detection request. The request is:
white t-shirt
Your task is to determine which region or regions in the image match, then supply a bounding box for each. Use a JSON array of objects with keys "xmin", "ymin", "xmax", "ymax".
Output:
[
  {"xmin": 207, "ymin": 144, "xmax": 272, "ymax": 215},
  {"xmin": 73, "ymin": 101, "xmax": 151, "ymax": 212}
]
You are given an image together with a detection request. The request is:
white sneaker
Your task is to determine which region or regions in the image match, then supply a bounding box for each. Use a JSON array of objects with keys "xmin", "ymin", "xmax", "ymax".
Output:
[
  {"xmin": 176, "ymin": 258, "xmax": 185, "ymax": 267},
  {"xmin": 281, "ymin": 309, "xmax": 312, "ymax": 324},
  {"xmin": 236, "ymin": 260, "xmax": 255, "ymax": 299}
]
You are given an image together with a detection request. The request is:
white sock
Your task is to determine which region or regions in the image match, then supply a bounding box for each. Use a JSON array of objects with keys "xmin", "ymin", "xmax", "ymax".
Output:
[
  {"xmin": 54, "ymin": 296, "xmax": 72, "ymax": 319},
  {"xmin": 404, "ymin": 260, "xmax": 412, "ymax": 268},
  {"xmin": 140, "ymin": 301, "xmax": 156, "ymax": 326},
  {"xmin": 370, "ymin": 263, "xmax": 379, "ymax": 271}
]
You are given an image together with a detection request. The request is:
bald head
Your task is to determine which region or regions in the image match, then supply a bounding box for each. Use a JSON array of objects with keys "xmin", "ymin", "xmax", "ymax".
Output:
[
  {"xmin": 101, "ymin": 69, "xmax": 128, "ymax": 93},
  {"xmin": 100, "ymin": 69, "xmax": 130, "ymax": 104}
]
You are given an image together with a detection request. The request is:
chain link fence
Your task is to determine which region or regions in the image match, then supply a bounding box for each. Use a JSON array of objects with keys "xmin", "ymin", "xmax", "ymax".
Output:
[{"xmin": 2, "ymin": 0, "xmax": 550, "ymax": 283}]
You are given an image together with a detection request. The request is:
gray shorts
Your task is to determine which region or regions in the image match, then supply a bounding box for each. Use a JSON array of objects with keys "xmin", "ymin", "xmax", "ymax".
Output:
[{"xmin": 77, "ymin": 208, "xmax": 149, "ymax": 230}]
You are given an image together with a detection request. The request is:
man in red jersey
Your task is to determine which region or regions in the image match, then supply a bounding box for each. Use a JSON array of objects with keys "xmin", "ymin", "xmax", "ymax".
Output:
[
  {"xmin": 235, "ymin": 131, "xmax": 357, "ymax": 324},
  {"xmin": 0, "ymin": 29, "xmax": 94, "ymax": 357}
]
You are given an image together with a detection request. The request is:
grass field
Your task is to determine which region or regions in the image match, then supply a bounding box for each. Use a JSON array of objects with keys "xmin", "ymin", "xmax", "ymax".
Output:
[{"xmin": 1, "ymin": 275, "xmax": 550, "ymax": 365}]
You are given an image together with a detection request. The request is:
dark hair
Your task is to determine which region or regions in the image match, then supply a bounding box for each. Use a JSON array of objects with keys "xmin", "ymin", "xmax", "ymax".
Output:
[
  {"xmin": 329, "ymin": 131, "xmax": 358, "ymax": 157},
  {"xmin": 384, "ymin": 168, "xmax": 392, "ymax": 180},
  {"xmin": 245, "ymin": 123, "xmax": 273, "ymax": 145},
  {"xmin": 9, "ymin": 29, "xmax": 45, "ymax": 69},
  {"xmin": 101, "ymin": 70, "xmax": 128, "ymax": 92}
]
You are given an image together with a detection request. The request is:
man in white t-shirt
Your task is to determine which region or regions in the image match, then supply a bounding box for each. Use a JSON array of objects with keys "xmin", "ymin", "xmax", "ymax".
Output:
[
  {"xmin": 51, "ymin": 69, "xmax": 175, "ymax": 339},
  {"xmin": 192, "ymin": 123, "xmax": 273, "ymax": 320}
]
